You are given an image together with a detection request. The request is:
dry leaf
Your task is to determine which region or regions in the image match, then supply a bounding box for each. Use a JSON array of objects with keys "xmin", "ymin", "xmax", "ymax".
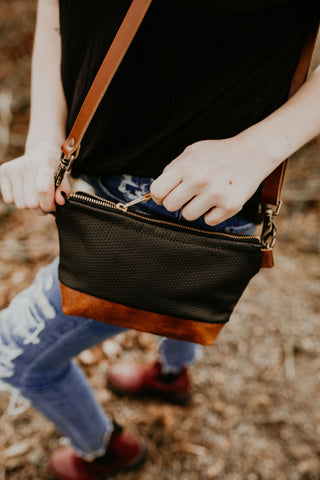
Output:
[
  {"xmin": 101, "ymin": 340, "xmax": 122, "ymax": 359},
  {"xmin": 180, "ymin": 442, "xmax": 207, "ymax": 457},
  {"xmin": 297, "ymin": 458, "xmax": 320, "ymax": 475},
  {"xmin": 3, "ymin": 440, "xmax": 33, "ymax": 459},
  {"xmin": 207, "ymin": 459, "xmax": 226, "ymax": 477},
  {"xmin": 78, "ymin": 349, "xmax": 96, "ymax": 365}
]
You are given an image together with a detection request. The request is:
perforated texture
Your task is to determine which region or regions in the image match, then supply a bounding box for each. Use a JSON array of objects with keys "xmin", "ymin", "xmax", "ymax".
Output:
[{"xmin": 56, "ymin": 197, "xmax": 261, "ymax": 324}]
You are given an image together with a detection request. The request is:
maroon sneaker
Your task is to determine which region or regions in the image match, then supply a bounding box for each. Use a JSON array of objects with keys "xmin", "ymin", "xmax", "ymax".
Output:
[
  {"xmin": 49, "ymin": 423, "xmax": 147, "ymax": 480},
  {"xmin": 107, "ymin": 361, "xmax": 191, "ymax": 405}
]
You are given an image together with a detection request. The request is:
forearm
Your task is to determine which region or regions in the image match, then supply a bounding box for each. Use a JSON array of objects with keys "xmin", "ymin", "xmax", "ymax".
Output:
[
  {"xmin": 0, "ymin": 0, "xmax": 69, "ymax": 213},
  {"xmin": 239, "ymin": 65, "xmax": 320, "ymax": 178},
  {"xmin": 25, "ymin": 0, "xmax": 67, "ymax": 153}
]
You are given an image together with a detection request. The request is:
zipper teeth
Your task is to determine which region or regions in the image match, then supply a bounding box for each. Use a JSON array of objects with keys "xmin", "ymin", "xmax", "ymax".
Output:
[
  {"xmin": 69, "ymin": 191, "xmax": 260, "ymax": 241},
  {"xmin": 70, "ymin": 192, "xmax": 117, "ymax": 209}
]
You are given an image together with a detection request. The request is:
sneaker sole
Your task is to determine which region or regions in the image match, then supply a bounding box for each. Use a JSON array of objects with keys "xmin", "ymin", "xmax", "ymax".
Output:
[
  {"xmin": 107, "ymin": 380, "xmax": 191, "ymax": 406},
  {"xmin": 122, "ymin": 442, "xmax": 148, "ymax": 472},
  {"xmin": 50, "ymin": 444, "xmax": 148, "ymax": 480}
]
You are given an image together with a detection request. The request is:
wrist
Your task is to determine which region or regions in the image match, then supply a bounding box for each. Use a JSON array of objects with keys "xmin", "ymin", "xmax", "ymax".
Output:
[
  {"xmin": 24, "ymin": 141, "xmax": 61, "ymax": 159},
  {"xmin": 26, "ymin": 123, "xmax": 66, "ymax": 157},
  {"xmin": 236, "ymin": 122, "xmax": 289, "ymax": 180}
]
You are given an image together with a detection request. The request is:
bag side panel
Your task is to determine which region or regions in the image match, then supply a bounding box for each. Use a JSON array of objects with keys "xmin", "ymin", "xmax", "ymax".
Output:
[{"xmin": 60, "ymin": 283, "xmax": 225, "ymax": 345}]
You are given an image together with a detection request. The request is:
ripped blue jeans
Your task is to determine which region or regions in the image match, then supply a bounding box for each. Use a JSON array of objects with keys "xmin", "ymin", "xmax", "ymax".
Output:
[{"xmin": 0, "ymin": 174, "xmax": 255, "ymax": 458}]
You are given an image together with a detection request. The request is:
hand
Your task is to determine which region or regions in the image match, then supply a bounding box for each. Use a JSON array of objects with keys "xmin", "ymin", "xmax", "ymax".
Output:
[
  {"xmin": 0, "ymin": 144, "xmax": 71, "ymax": 215},
  {"xmin": 150, "ymin": 137, "xmax": 273, "ymax": 226}
]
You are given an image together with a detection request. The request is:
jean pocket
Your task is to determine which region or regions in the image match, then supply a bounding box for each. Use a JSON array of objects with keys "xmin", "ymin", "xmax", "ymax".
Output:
[{"xmin": 224, "ymin": 223, "xmax": 256, "ymax": 235}]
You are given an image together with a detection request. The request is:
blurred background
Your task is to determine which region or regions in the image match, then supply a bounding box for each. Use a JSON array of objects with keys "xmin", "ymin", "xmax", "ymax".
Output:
[{"xmin": 0, "ymin": 1, "xmax": 319, "ymax": 479}]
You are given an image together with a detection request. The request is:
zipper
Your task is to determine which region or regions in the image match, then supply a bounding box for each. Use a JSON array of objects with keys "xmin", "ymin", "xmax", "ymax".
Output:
[
  {"xmin": 68, "ymin": 191, "xmax": 260, "ymax": 242},
  {"xmin": 116, "ymin": 192, "xmax": 151, "ymax": 211}
]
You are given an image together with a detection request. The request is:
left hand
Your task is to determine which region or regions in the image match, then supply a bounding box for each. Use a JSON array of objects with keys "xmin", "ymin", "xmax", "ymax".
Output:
[{"xmin": 150, "ymin": 137, "xmax": 271, "ymax": 226}]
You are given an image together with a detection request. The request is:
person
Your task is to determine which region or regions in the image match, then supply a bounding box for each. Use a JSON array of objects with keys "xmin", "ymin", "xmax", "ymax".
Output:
[{"xmin": 0, "ymin": 0, "xmax": 319, "ymax": 478}]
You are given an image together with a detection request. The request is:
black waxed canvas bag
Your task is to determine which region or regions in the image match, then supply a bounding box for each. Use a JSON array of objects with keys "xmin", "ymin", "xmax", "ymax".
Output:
[
  {"xmin": 54, "ymin": 0, "xmax": 319, "ymax": 345},
  {"xmin": 55, "ymin": 190, "xmax": 262, "ymax": 344}
]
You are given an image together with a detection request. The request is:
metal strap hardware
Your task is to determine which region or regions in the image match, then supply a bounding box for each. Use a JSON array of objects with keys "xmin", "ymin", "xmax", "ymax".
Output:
[
  {"xmin": 261, "ymin": 200, "xmax": 282, "ymax": 249},
  {"xmin": 54, "ymin": 153, "xmax": 75, "ymax": 188}
]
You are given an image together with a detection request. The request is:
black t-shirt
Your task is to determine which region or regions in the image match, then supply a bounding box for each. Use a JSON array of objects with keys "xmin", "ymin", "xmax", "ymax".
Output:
[{"xmin": 59, "ymin": 0, "xmax": 317, "ymax": 222}]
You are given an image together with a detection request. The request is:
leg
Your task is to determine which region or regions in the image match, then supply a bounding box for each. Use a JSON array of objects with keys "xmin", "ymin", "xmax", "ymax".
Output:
[
  {"xmin": 158, "ymin": 338, "xmax": 197, "ymax": 373},
  {"xmin": 0, "ymin": 258, "xmax": 126, "ymax": 458}
]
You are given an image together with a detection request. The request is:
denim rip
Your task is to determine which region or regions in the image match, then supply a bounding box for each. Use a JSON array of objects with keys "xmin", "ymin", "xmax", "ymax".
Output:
[
  {"xmin": 0, "ymin": 273, "xmax": 56, "ymax": 415},
  {"xmin": 83, "ymin": 174, "xmax": 256, "ymax": 235}
]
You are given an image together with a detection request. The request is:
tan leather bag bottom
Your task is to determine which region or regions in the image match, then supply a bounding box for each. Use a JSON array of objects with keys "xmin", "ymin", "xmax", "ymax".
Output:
[{"xmin": 60, "ymin": 283, "xmax": 225, "ymax": 346}]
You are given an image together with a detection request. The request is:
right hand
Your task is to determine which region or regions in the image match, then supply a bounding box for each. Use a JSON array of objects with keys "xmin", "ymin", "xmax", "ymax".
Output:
[{"xmin": 0, "ymin": 144, "xmax": 71, "ymax": 215}]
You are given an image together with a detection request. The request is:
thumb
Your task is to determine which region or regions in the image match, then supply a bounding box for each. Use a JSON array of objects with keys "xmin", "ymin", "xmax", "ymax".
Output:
[{"xmin": 55, "ymin": 175, "xmax": 71, "ymax": 205}]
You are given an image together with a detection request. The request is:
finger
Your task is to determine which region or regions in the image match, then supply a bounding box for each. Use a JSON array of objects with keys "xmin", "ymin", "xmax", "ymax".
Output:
[
  {"xmin": 181, "ymin": 194, "xmax": 217, "ymax": 222},
  {"xmin": 36, "ymin": 167, "xmax": 56, "ymax": 213},
  {"xmin": 0, "ymin": 174, "xmax": 14, "ymax": 203},
  {"xmin": 204, "ymin": 207, "xmax": 235, "ymax": 227},
  {"xmin": 24, "ymin": 171, "xmax": 40, "ymax": 210},
  {"xmin": 11, "ymin": 174, "xmax": 25, "ymax": 209},
  {"xmin": 55, "ymin": 175, "xmax": 71, "ymax": 205},
  {"xmin": 150, "ymin": 169, "xmax": 182, "ymax": 205},
  {"xmin": 162, "ymin": 183, "xmax": 196, "ymax": 212},
  {"xmin": 162, "ymin": 156, "xmax": 179, "ymax": 173}
]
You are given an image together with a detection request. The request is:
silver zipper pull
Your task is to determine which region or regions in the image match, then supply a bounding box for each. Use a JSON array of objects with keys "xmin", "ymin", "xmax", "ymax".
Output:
[{"xmin": 116, "ymin": 192, "xmax": 151, "ymax": 212}]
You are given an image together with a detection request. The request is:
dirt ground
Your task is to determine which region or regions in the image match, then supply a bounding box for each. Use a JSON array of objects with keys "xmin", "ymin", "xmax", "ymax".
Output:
[{"xmin": 0, "ymin": 2, "xmax": 320, "ymax": 479}]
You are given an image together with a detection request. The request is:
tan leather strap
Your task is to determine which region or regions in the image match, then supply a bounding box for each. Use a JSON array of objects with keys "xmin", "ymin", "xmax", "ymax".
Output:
[
  {"xmin": 261, "ymin": 18, "xmax": 319, "ymax": 206},
  {"xmin": 60, "ymin": 0, "xmax": 152, "ymax": 160}
]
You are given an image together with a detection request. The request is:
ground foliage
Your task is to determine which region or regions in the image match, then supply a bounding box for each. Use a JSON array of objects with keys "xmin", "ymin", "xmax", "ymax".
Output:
[{"xmin": 0, "ymin": 1, "xmax": 320, "ymax": 479}]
